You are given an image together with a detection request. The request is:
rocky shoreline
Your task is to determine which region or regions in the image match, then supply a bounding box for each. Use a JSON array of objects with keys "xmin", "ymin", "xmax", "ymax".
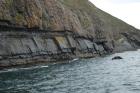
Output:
[
  {"xmin": 0, "ymin": 0, "xmax": 140, "ymax": 68},
  {"xmin": 0, "ymin": 25, "xmax": 112, "ymax": 68}
]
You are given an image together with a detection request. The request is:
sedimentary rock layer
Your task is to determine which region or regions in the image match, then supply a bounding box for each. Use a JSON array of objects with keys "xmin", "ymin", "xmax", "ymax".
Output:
[{"xmin": 0, "ymin": 26, "xmax": 108, "ymax": 67}]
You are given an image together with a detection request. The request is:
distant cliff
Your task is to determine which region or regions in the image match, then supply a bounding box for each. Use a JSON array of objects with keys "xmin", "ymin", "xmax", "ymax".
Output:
[{"xmin": 0, "ymin": 0, "xmax": 140, "ymax": 67}]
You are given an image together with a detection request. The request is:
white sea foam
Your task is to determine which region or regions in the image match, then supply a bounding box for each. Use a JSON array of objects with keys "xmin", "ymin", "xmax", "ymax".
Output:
[{"xmin": 0, "ymin": 65, "xmax": 49, "ymax": 73}]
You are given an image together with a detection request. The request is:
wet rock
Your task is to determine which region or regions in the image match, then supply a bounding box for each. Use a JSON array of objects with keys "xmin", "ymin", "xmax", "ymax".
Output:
[{"xmin": 112, "ymin": 56, "xmax": 123, "ymax": 60}]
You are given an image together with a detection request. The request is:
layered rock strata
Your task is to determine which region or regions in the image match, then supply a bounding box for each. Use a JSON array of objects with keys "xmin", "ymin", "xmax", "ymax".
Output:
[{"xmin": 0, "ymin": 25, "xmax": 109, "ymax": 67}]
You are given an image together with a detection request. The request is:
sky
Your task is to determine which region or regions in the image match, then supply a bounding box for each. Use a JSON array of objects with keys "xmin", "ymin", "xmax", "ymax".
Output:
[{"xmin": 89, "ymin": 0, "xmax": 140, "ymax": 29}]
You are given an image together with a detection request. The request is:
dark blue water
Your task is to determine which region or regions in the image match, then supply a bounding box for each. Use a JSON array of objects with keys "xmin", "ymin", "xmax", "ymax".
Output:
[{"xmin": 0, "ymin": 50, "xmax": 140, "ymax": 93}]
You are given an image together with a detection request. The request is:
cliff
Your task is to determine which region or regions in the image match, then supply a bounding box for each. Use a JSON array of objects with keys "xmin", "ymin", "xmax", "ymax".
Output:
[{"xmin": 0, "ymin": 0, "xmax": 140, "ymax": 67}]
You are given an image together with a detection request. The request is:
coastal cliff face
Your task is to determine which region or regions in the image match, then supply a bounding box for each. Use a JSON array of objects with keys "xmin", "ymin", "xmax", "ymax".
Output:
[{"xmin": 0, "ymin": 0, "xmax": 140, "ymax": 67}]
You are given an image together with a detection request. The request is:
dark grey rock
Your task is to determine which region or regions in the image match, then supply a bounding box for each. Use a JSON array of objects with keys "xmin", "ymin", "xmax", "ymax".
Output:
[{"xmin": 112, "ymin": 56, "xmax": 123, "ymax": 60}]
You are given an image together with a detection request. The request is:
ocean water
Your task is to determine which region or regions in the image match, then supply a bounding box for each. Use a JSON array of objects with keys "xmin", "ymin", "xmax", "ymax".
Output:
[{"xmin": 0, "ymin": 50, "xmax": 140, "ymax": 93}]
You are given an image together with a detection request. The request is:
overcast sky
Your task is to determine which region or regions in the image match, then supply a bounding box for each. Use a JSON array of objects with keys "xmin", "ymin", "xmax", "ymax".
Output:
[{"xmin": 89, "ymin": 0, "xmax": 140, "ymax": 29}]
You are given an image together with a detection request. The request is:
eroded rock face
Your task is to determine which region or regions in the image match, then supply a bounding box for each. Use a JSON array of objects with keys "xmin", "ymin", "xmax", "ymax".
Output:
[{"xmin": 0, "ymin": 0, "xmax": 140, "ymax": 67}]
